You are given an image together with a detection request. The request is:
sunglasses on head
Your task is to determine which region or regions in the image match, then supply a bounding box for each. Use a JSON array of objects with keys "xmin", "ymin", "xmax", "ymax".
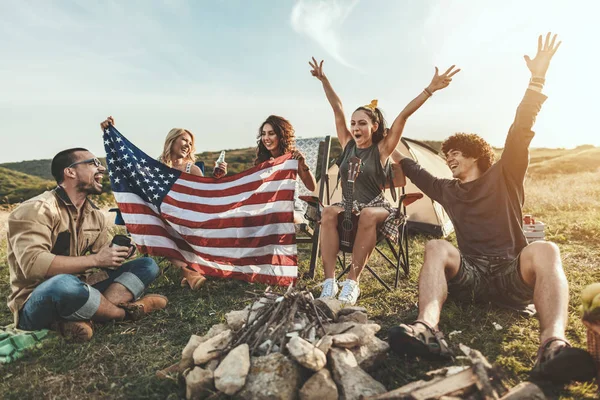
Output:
[{"xmin": 68, "ymin": 157, "xmax": 102, "ymax": 168}]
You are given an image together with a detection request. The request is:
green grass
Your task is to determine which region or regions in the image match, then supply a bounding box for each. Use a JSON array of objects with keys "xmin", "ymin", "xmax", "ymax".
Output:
[{"xmin": 1, "ymin": 163, "xmax": 600, "ymax": 398}]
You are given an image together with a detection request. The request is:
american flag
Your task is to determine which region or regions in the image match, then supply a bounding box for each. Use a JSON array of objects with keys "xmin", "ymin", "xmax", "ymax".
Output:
[{"xmin": 103, "ymin": 126, "xmax": 298, "ymax": 286}]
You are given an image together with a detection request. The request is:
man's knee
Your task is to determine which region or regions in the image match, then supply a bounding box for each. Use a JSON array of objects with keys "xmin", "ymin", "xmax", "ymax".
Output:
[
  {"xmin": 424, "ymin": 240, "xmax": 455, "ymax": 258},
  {"xmin": 423, "ymin": 240, "xmax": 460, "ymax": 273},
  {"xmin": 125, "ymin": 257, "xmax": 160, "ymax": 283},
  {"xmin": 521, "ymin": 241, "xmax": 562, "ymax": 268},
  {"xmin": 45, "ymin": 274, "xmax": 89, "ymax": 302}
]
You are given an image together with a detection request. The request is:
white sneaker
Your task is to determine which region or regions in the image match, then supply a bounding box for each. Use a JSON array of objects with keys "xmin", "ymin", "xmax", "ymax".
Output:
[
  {"xmin": 338, "ymin": 279, "xmax": 360, "ymax": 305},
  {"xmin": 319, "ymin": 278, "xmax": 339, "ymax": 299}
]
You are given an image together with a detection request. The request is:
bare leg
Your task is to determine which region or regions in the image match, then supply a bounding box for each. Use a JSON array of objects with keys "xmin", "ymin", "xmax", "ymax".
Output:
[
  {"xmin": 320, "ymin": 205, "xmax": 344, "ymax": 279},
  {"xmin": 92, "ymin": 292, "xmax": 127, "ymax": 322},
  {"xmin": 103, "ymin": 282, "xmax": 134, "ymax": 305},
  {"xmin": 519, "ymin": 241, "xmax": 568, "ymax": 343},
  {"xmin": 416, "ymin": 240, "xmax": 461, "ymax": 329},
  {"xmin": 348, "ymin": 207, "xmax": 390, "ymax": 281}
]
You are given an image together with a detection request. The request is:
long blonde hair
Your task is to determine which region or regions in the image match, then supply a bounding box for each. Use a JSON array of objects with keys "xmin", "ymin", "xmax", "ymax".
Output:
[{"xmin": 159, "ymin": 128, "xmax": 197, "ymax": 167}]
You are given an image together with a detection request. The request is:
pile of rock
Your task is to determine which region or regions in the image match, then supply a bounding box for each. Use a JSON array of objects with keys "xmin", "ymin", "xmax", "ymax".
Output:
[{"xmin": 179, "ymin": 288, "xmax": 390, "ymax": 399}]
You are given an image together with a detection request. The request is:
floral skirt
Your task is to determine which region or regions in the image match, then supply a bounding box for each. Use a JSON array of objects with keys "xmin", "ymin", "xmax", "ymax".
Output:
[{"xmin": 333, "ymin": 193, "xmax": 404, "ymax": 242}]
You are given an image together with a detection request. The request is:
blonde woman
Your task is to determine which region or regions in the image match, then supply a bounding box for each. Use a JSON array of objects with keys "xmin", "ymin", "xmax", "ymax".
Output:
[{"xmin": 99, "ymin": 117, "xmax": 227, "ymax": 290}]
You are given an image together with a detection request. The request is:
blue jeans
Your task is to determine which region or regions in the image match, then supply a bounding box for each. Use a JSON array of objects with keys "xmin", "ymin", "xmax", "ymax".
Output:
[{"xmin": 18, "ymin": 257, "xmax": 159, "ymax": 330}]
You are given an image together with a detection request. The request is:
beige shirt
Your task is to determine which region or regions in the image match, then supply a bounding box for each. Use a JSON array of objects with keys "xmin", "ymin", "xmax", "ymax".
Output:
[{"xmin": 6, "ymin": 187, "xmax": 111, "ymax": 325}]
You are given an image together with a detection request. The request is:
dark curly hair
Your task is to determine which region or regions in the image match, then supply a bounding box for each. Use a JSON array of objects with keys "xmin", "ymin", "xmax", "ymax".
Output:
[
  {"xmin": 255, "ymin": 115, "xmax": 296, "ymax": 165},
  {"xmin": 353, "ymin": 105, "xmax": 388, "ymax": 144},
  {"xmin": 441, "ymin": 133, "xmax": 496, "ymax": 172}
]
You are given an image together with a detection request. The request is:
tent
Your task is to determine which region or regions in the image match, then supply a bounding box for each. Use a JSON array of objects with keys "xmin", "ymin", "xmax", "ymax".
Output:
[{"xmin": 320, "ymin": 137, "xmax": 454, "ymax": 238}]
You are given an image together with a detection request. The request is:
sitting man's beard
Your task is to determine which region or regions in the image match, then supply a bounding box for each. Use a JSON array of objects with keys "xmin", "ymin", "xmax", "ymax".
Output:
[{"xmin": 77, "ymin": 180, "xmax": 104, "ymax": 195}]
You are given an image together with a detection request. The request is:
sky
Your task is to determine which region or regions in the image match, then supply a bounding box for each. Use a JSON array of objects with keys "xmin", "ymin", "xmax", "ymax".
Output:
[{"xmin": 0, "ymin": 0, "xmax": 598, "ymax": 163}]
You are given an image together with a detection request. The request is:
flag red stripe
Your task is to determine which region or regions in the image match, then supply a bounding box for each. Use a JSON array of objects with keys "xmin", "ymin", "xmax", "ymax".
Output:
[
  {"xmin": 162, "ymin": 211, "xmax": 293, "ymax": 229},
  {"xmin": 172, "ymin": 169, "xmax": 296, "ymax": 197},
  {"xmin": 117, "ymin": 203, "xmax": 294, "ymax": 230},
  {"xmin": 137, "ymin": 246, "xmax": 297, "ymax": 285},
  {"xmin": 128, "ymin": 224, "xmax": 296, "ymax": 248},
  {"xmin": 162, "ymin": 190, "xmax": 295, "ymax": 213}
]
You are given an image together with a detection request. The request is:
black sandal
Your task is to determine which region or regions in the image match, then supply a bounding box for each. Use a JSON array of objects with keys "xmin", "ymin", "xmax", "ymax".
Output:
[
  {"xmin": 529, "ymin": 337, "xmax": 597, "ymax": 384},
  {"xmin": 388, "ymin": 320, "xmax": 453, "ymax": 361}
]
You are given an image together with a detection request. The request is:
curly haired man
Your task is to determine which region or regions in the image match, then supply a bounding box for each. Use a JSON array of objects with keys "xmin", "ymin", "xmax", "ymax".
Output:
[{"xmin": 388, "ymin": 33, "xmax": 597, "ymax": 384}]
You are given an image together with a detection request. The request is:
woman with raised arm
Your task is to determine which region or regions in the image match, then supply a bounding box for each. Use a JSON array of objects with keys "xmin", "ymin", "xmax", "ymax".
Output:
[
  {"xmin": 309, "ymin": 57, "xmax": 459, "ymax": 304},
  {"xmin": 255, "ymin": 115, "xmax": 317, "ymax": 224},
  {"xmin": 99, "ymin": 117, "xmax": 227, "ymax": 290}
]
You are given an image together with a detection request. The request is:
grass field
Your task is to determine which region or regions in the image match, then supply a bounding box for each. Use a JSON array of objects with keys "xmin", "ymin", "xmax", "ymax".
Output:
[{"xmin": 1, "ymin": 148, "xmax": 599, "ymax": 399}]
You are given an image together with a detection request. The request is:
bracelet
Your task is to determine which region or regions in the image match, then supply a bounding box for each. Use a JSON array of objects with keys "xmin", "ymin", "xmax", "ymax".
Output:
[
  {"xmin": 528, "ymin": 81, "xmax": 544, "ymax": 89},
  {"xmin": 423, "ymin": 88, "xmax": 433, "ymax": 97},
  {"xmin": 530, "ymin": 76, "xmax": 546, "ymax": 84},
  {"xmin": 528, "ymin": 84, "xmax": 543, "ymax": 93}
]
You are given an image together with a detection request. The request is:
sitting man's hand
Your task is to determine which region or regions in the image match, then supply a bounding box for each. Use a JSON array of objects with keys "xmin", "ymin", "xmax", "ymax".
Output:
[{"xmin": 94, "ymin": 245, "xmax": 130, "ymax": 268}]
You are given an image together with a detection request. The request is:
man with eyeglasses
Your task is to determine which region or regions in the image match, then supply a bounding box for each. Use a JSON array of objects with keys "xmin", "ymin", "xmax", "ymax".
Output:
[{"xmin": 6, "ymin": 148, "xmax": 168, "ymax": 342}]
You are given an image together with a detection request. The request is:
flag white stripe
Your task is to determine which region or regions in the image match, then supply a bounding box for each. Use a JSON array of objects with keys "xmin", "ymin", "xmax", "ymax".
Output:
[
  {"xmin": 134, "ymin": 235, "xmax": 297, "ymax": 277},
  {"xmin": 167, "ymin": 179, "xmax": 296, "ymax": 205},
  {"xmin": 161, "ymin": 201, "xmax": 294, "ymax": 223},
  {"xmin": 175, "ymin": 160, "xmax": 298, "ymax": 190}
]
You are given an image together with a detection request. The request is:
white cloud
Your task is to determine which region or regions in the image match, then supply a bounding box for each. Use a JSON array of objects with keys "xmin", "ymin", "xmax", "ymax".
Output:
[{"xmin": 290, "ymin": 0, "xmax": 360, "ymax": 70}]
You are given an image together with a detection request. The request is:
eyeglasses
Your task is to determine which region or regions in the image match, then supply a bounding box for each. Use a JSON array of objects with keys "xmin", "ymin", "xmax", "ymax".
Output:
[{"xmin": 68, "ymin": 158, "xmax": 102, "ymax": 168}]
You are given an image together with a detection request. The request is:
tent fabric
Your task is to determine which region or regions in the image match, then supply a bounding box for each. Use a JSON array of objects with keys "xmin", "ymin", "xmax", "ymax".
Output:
[{"xmin": 319, "ymin": 137, "xmax": 454, "ymax": 238}]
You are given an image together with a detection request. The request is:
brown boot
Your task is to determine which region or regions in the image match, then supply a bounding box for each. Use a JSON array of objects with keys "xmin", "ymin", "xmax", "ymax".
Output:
[
  {"xmin": 181, "ymin": 266, "xmax": 207, "ymax": 290},
  {"xmin": 119, "ymin": 294, "xmax": 168, "ymax": 321},
  {"xmin": 54, "ymin": 320, "xmax": 94, "ymax": 342}
]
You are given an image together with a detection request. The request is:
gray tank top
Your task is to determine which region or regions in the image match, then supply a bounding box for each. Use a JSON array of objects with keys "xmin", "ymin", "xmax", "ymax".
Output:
[{"xmin": 338, "ymin": 140, "xmax": 389, "ymax": 204}]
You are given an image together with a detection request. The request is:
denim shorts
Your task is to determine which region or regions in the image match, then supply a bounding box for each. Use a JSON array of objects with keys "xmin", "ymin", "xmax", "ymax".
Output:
[{"xmin": 447, "ymin": 253, "xmax": 534, "ymax": 307}]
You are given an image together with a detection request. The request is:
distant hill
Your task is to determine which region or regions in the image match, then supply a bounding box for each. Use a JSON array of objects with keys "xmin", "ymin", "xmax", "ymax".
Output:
[
  {"xmin": 0, "ymin": 167, "xmax": 55, "ymax": 204},
  {"xmin": 0, "ymin": 159, "xmax": 53, "ymax": 180},
  {"xmin": 4, "ymin": 138, "xmax": 593, "ymax": 206}
]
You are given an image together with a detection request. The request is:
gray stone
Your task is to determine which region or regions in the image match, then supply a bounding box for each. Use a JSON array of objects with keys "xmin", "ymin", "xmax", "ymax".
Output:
[
  {"xmin": 328, "ymin": 348, "xmax": 386, "ymax": 400},
  {"xmin": 337, "ymin": 306, "xmax": 367, "ymax": 317},
  {"xmin": 316, "ymin": 335, "xmax": 334, "ymax": 355},
  {"xmin": 338, "ymin": 311, "xmax": 368, "ymax": 324},
  {"xmin": 324, "ymin": 322, "xmax": 381, "ymax": 345},
  {"xmin": 332, "ymin": 333, "xmax": 360, "ymax": 348},
  {"xmin": 180, "ymin": 335, "xmax": 204, "ymax": 370},
  {"xmin": 299, "ymin": 369, "xmax": 338, "ymax": 400},
  {"xmin": 351, "ymin": 335, "xmax": 390, "ymax": 371},
  {"xmin": 193, "ymin": 329, "xmax": 232, "ymax": 364},
  {"xmin": 238, "ymin": 352, "xmax": 302, "ymax": 400},
  {"xmin": 185, "ymin": 367, "xmax": 215, "ymax": 400},
  {"xmin": 204, "ymin": 323, "xmax": 228, "ymax": 339},
  {"xmin": 204, "ymin": 359, "xmax": 219, "ymax": 372},
  {"xmin": 225, "ymin": 309, "xmax": 256, "ymax": 331},
  {"xmin": 314, "ymin": 298, "xmax": 344, "ymax": 320},
  {"xmin": 286, "ymin": 336, "xmax": 327, "ymax": 371},
  {"xmin": 214, "ymin": 344, "xmax": 250, "ymax": 395}
]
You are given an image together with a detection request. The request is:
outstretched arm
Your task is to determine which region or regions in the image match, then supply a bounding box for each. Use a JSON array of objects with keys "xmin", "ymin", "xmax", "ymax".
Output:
[
  {"xmin": 309, "ymin": 58, "xmax": 353, "ymax": 149},
  {"xmin": 502, "ymin": 33, "xmax": 561, "ymax": 180},
  {"xmin": 380, "ymin": 66, "xmax": 460, "ymax": 159}
]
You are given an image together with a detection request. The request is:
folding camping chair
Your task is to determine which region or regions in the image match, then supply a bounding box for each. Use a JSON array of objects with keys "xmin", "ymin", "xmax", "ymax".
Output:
[
  {"xmin": 294, "ymin": 136, "xmax": 332, "ymax": 278},
  {"xmin": 335, "ymin": 161, "xmax": 423, "ymax": 290}
]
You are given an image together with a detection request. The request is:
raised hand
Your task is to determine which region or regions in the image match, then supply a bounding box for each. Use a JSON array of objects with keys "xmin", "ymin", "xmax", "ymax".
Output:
[
  {"xmin": 309, "ymin": 57, "xmax": 326, "ymax": 81},
  {"xmin": 427, "ymin": 65, "xmax": 460, "ymax": 93},
  {"xmin": 100, "ymin": 116, "xmax": 115, "ymax": 132},
  {"xmin": 524, "ymin": 32, "xmax": 561, "ymax": 78}
]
